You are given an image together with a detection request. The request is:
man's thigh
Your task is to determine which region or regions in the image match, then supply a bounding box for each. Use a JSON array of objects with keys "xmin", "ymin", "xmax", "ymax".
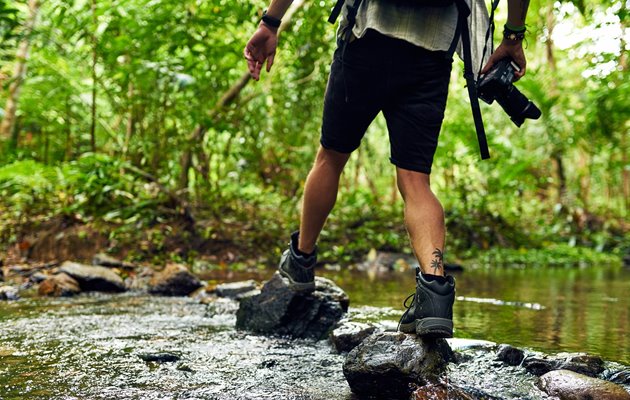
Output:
[
  {"xmin": 320, "ymin": 34, "xmax": 386, "ymax": 154},
  {"xmin": 383, "ymin": 48, "xmax": 452, "ymax": 174}
]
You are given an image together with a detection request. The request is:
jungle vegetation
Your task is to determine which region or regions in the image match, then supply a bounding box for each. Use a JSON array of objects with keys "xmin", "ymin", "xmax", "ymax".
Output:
[{"xmin": 0, "ymin": 0, "xmax": 628, "ymax": 267}]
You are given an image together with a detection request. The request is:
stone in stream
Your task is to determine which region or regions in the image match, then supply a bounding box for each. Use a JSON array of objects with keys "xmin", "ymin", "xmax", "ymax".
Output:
[
  {"xmin": 38, "ymin": 273, "xmax": 81, "ymax": 297},
  {"xmin": 524, "ymin": 352, "xmax": 605, "ymax": 378},
  {"xmin": 59, "ymin": 261, "xmax": 126, "ymax": 292},
  {"xmin": 603, "ymin": 369, "xmax": 630, "ymax": 385},
  {"xmin": 29, "ymin": 271, "xmax": 49, "ymax": 284},
  {"xmin": 555, "ymin": 353, "xmax": 605, "ymax": 377},
  {"xmin": 0, "ymin": 285, "xmax": 19, "ymax": 300},
  {"xmin": 343, "ymin": 332, "xmax": 452, "ymax": 400},
  {"xmin": 213, "ymin": 280, "xmax": 258, "ymax": 299},
  {"xmin": 138, "ymin": 352, "xmax": 180, "ymax": 363},
  {"xmin": 235, "ymin": 273, "xmax": 349, "ymax": 340},
  {"xmin": 148, "ymin": 263, "xmax": 202, "ymax": 296},
  {"xmin": 329, "ymin": 321, "xmax": 378, "ymax": 353},
  {"xmin": 523, "ymin": 355, "xmax": 556, "ymax": 376},
  {"xmin": 92, "ymin": 253, "xmax": 135, "ymax": 269},
  {"xmin": 537, "ymin": 369, "xmax": 630, "ymax": 400},
  {"xmin": 411, "ymin": 383, "xmax": 502, "ymax": 400},
  {"xmin": 495, "ymin": 344, "xmax": 525, "ymax": 366}
]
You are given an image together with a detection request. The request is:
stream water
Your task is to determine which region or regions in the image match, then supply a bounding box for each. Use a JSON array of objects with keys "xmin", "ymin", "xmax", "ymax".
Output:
[{"xmin": 0, "ymin": 264, "xmax": 628, "ymax": 399}]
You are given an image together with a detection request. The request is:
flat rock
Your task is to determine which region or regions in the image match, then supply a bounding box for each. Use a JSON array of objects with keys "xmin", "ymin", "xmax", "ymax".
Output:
[
  {"xmin": 214, "ymin": 280, "xmax": 257, "ymax": 299},
  {"xmin": 235, "ymin": 273, "xmax": 348, "ymax": 340},
  {"xmin": 330, "ymin": 321, "xmax": 378, "ymax": 353},
  {"xmin": 38, "ymin": 273, "xmax": 81, "ymax": 297},
  {"xmin": 148, "ymin": 264, "xmax": 202, "ymax": 296},
  {"xmin": 59, "ymin": 261, "xmax": 125, "ymax": 292},
  {"xmin": 343, "ymin": 332, "xmax": 452, "ymax": 399},
  {"xmin": 0, "ymin": 285, "xmax": 19, "ymax": 300},
  {"xmin": 538, "ymin": 369, "xmax": 630, "ymax": 400},
  {"xmin": 92, "ymin": 253, "xmax": 135, "ymax": 269}
]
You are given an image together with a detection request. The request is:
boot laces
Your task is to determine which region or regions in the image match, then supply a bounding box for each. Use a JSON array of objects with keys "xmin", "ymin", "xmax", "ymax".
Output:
[{"xmin": 397, "ymin": 292, "xmax": 416, "ymax": 331}]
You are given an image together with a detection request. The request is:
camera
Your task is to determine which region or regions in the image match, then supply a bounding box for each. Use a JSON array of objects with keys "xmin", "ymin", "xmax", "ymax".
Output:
[{"xmin": 477, "ymin": 58, "xmax": 541, "ymax": 127}]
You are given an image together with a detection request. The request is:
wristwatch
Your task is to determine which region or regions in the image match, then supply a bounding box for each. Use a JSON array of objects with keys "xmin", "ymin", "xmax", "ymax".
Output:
[{"xmin": 261, "ymin": 10, "xmax": 282, "ymax": 28}]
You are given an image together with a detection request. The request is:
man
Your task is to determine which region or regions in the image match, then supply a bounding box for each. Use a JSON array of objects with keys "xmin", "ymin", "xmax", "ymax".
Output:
[{"xmin": 244, "ymin": 0, "xmax": 529, "ymax": 338}]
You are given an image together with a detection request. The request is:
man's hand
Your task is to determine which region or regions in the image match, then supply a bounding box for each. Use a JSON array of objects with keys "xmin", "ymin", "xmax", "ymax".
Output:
[
  {"xmin": 481, "ymin": 39, "xmax": 526, "ymax": 81},
  {"xmin": 244, "ymin": 23, "xmax": 278, "ymax": 81}
]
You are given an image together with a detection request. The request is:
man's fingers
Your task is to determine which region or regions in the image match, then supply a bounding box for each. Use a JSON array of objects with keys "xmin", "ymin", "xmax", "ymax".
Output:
[
  {"xmin": 252, "ymin": 61, "xmax": 263, "ymax": 81},
  {"xmin": 266, "ymin": 53, "xmax": 275, "ymax": 72}
]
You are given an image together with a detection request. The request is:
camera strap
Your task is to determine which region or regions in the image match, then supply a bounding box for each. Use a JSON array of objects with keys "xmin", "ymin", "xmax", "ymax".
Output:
[{"xmin": 455, "ymin": 0, "xmax": 490, "ymax": 159}]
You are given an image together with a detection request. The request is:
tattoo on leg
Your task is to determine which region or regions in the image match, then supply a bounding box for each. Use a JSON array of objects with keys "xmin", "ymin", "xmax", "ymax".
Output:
[{"xmin": 430, "ymin": 248, "xmax": 444, "ymax": 274}]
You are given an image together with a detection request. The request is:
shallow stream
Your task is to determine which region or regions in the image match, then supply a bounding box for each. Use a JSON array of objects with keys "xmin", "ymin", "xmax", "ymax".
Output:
[{"xmin": 0, "ymin": 265, "xmax": 628, "ymax": 399}]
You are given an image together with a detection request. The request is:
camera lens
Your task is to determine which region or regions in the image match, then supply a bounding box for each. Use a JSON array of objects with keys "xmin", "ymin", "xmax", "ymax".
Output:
[{"xmin": 495, "ymin": 85, "xmax": 542, "ymax": 127}]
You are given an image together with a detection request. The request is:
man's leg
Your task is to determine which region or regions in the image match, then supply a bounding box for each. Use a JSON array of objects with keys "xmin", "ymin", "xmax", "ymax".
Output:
[
  {"xmin": 396, "ymin": 167, "xmax": 445, "ymax": 276},
  {"xmin": 396, "ymin": 167, "xmax": 454, "ymax": 337},
  {"xmin": 298, "ymin": 146, "xmax": 351, "ymax": 254}
]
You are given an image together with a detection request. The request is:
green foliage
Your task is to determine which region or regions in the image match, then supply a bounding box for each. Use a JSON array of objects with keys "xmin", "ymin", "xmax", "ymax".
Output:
[
  {"xmin": 0, "ymin": 155, "xmax": 171, "ymax": 225},
  {"xmin": 0, "ymin": 0, "xmax": 627, "ymax": 265},
  {"xmin": 468, "ymin": 243, "xmax": 623, "ymax": 267},
  {"xmin": 0, "ymin": 0, "xmax": 19, "ymax": 46}
]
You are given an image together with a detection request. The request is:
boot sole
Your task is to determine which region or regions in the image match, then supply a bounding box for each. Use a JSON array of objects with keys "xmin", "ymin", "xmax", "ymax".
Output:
[
  {"xmin": 278, "ymin": 269, "xmax": 316, "ymax": 292},
  {"xmin": 416, "ymin": 317, "xmax": 453, "ymax": 338},
  {"xmin": 398, "ymin": 318, "xmax": 453, "ymax": 338}
]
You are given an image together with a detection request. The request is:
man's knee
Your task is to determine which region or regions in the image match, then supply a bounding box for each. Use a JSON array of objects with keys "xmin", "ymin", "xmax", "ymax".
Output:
[
  {"xmin": 396, "ymin": 167, "xmax": 431, "ymax": 199},
  {"xmin": 314, "ymin": 146, "xmax": 351, "ymax": 174}
]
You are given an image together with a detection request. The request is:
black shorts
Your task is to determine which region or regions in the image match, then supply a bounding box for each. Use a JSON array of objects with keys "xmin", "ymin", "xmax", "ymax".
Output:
[{"xmin": 320, "ymin": 29, "xmax": 453, "ymax": 174}]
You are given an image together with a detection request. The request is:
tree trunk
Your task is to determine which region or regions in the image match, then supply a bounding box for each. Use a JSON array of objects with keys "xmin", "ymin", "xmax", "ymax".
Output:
[
  {"xmin": 0, "ymin": 0, "xmax": 41, "ymax": 140},
  {"xmin": 552, "ymin": 153, "xmax": 567, "ymax": 206},
  {"xmin": 89, "ymin": 0, "xmax": 98, "ymax": 153}
]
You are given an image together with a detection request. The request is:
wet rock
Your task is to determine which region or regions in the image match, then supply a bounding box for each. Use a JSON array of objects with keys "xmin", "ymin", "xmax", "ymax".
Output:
[
  {"xmin": 411, "ymin": 383, "xmax": 499, "ymax": 400},
  {"xmin": 92, "ymin": 253, "xmax": 135, "ymax": 269},
  {"xmin": 148, "ymin": 264, "xmax": 202, "ymax": 296},
  {"xmin": 125, "ymin": 267, "xmax": 155, "ymax": 291},
  {"xmin": 603, "ymin": 369, "xmax": 630, "ymax": 385},
  {"xmin": 537, "ymin": 369, "xmax": 630, "ymax": 400},
  {"xmin": 496, "ymin": 344, "xmax": 525, "ymax": 366},
  {"xmin": 38, "ymin": 273, "xmax": 81, "ymax": 297},
  {"xmin": 138, "ymin": 352, "xmax": 180, "ymax": 363},
  {"xmin": 556, "ymin": 353, "xmax": 604, "ymax": 377},
  {"xmin": 343, "ymin": 332, "xmax": 452, "ymax": 399},
  {"xmin": 30, "ymin": 272, "xmax": 49, "ymax": 284},
  {"xmin": 330, "ymin": 322, "xmax": 378, "ymax": 353},
  {"xmin": 0, "ymin": 285, "xmax": 19, "ymax": 300},
  {"xmin": 235, "ymin": 273, "xmax": 348, "ymax": 340},
  {"xmin": 523, "ymin": 355, "xmax": 556, "ymax": 376},
  {"xmin": 176, "ymin": 364, "xmax": 193, "ymax": 372},
  {"xmin": 214, "ymin": 280, "xmax": 257, "ymax": 299},
  {"xmin": 59, "ymin": 261, "xmax": 125, "ymax": 292}
]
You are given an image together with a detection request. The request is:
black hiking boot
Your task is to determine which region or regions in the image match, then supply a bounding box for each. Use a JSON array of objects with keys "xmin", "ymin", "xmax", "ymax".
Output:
[
  {"xmin": 278, "ymin": 231, "xmax": 316, "ymax": 292},
  {"xmin": 398, "ymin": 267, "xmax": 455, "ymax": 338}
]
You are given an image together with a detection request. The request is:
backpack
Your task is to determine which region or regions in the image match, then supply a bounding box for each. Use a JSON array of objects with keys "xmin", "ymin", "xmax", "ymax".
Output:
[{"xmin": 328, "ymin": 0, "xmax": 501, "ymax": 160}]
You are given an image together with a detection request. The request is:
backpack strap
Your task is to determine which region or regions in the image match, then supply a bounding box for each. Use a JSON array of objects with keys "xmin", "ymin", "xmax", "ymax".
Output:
[{"xmin": 329, "ymin": 0, "xmax": 345, "ymax": 24}]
